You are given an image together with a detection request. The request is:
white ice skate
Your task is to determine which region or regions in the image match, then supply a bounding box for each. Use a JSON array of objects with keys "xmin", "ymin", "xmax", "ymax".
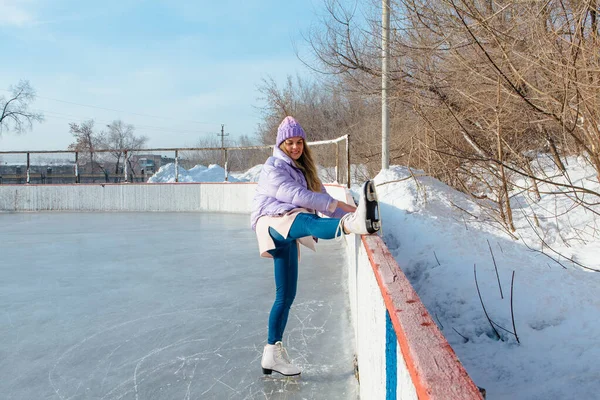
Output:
[
  {"xmin": 341, "ymin": 180, "xmax": 380, "ymax": 235},
  {"xmin": 261, "ymin": 341, "xmax": 301, "ymax": 376}
]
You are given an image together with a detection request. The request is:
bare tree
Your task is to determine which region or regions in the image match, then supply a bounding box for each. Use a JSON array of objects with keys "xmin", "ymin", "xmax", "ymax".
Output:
[
  {"xmin": 180, "ymin": 136, "xmax": 223, "ymax": 170},
  {"xmin": 257, "ymin": 74, "xmax": 381, "ymax": 177},
  {"xmin": 104, "ymin": 120, "xmax": 148, "ymax": 176},
  {"xmin": 228, "ymin": 134, "xmax": 271, "ymax": 172},
  {"xmin": 68, "ymin": 120, "xmax": 104, "ymax": 179},
  {"xmin": 297, "ymin": 0, "xmax": 600, "ymax": 232},
  {"xmin": 0, "ymin": 80, "xmax": 44, "ymax": 136}
]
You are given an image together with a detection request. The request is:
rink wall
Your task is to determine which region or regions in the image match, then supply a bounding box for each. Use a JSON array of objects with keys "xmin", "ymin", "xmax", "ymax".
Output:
[
  {"xmin": 0, "ymin": 183, "xmax": 254, "ymax": 213},
  {"xmin": 329, "ymin": 186, "xmax": 482, "ymax": 400},
  {"xmin": 0, "ymin": 183, "xmax": 481, "ymax": 399}
]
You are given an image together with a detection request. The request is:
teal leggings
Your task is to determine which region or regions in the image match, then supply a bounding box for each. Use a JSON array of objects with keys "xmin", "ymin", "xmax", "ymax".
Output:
[{"xmin": 267, "ymin": 213, "xmax": 342, "ymax": 344}]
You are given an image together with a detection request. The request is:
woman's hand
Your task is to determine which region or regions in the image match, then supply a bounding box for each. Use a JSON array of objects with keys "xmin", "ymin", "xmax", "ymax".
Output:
[{"xmin": 337, "ymin": 201, "xmax": 357, "ymax": 213}]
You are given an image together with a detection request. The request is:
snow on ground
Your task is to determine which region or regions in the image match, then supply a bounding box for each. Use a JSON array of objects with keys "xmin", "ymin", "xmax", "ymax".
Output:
[
  {"xmin": 149, "ymin": 156, "xmax": 600, "ymax": 399},
  {"xmin": 371, "ymin": 159, "xmax": 600, "ymax": 400}
]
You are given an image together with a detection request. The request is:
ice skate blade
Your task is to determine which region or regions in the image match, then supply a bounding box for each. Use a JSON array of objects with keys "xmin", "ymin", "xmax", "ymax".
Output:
[
  {"xmin": 366, "ymin": 180, "xmax": 378, "ymax": 202},
  {"xmin": 363, "ymin": 180, "xmax": 380, "ymax": 234},
  {"xmin": 365, "ymin": 217, "xmax": 379, "ymax": 234},
  {"xmin": 366, "ymin": 221, "xmax": 379, "ymax": 234},
  {"xmin": 262, "ymin": 368, "xmax": 301, "ymax": 377}
]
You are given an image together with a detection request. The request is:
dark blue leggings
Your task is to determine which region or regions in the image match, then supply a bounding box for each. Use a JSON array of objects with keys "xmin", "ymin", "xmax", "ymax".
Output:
[{"xmin": 267, "ymin": 213, "xmax": 342, "ymax": 344}]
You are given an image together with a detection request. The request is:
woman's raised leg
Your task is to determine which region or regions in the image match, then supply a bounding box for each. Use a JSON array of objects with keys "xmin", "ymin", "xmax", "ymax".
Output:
[{"xmin": 287, "ymin": 213, "xmax": 342, "ymax": 240}]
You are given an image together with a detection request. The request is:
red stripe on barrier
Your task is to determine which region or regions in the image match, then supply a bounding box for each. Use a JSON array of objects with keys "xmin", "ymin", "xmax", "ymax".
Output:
[{"xmin": 362, "ymin": 235, "xmax": 483, "ymax": 400}]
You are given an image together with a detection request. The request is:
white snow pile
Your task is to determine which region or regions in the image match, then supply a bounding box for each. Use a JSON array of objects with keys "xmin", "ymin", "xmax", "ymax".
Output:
[
  {"xmin": 230, "ymin": 164, "xmax": 263, "ymax": 182},
  {"xmin": 148, "ymin": 163, "xmax": 242, "ymax": 183},
  {"xmin": 370, "ymin": 158, "xmax": 600, "ymax": 400},
  {"xmin": 149, "ymin": 163, "xmax": 367, "ymax": 184}
]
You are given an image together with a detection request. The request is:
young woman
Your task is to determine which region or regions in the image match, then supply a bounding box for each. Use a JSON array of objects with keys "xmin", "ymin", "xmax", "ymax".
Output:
[{"xmin": 250, "ymin": 116, "xmax": 379, "ymax": 376}]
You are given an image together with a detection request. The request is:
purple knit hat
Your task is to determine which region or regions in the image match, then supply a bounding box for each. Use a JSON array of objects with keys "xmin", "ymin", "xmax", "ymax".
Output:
[{"xmin": 276, "ymin": 116, "xmax": 306, "ymax": 147}]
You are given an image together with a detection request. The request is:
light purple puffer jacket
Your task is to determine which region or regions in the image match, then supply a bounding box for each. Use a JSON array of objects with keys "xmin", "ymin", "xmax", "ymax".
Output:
[{"xmin": 251, "ymin": 147, "xmax": 346, "ymax": 230}]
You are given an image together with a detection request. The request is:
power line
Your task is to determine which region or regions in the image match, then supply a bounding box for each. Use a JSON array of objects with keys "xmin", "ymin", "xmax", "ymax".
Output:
[
  {"xmin": 1, "ymin": 87, "xmax": 217, "ymax": 125},
  {"xmin": 2, "ymin": 87, "xmax": 249, "ymax": 139},
  {"xmin": 33, "ymin": 109, "xmax": 218, "ymax": 135}
]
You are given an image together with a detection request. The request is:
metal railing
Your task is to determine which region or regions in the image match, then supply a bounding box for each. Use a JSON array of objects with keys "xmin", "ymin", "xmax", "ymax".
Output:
[{"xmin": 0, "ymin": 134, "xmax": 351, "ymax": 187}]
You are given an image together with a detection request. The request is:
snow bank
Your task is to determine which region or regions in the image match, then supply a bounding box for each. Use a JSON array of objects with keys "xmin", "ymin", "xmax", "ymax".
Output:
[
  {"xmin": 148, "ymin": 163, "xmax": 242, "ymax": 183},
  {"xmin": 372, "ymin": 163, "xmax": 600, "ymax": 399}
]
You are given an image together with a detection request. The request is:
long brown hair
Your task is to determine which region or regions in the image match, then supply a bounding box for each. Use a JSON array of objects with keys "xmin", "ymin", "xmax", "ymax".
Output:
[{"xmin": 279, "ymin": 141, "xmax": 322, "ymax": 192}]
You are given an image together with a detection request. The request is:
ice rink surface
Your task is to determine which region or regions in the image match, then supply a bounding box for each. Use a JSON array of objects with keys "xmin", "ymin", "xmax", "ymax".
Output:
[{"xmin": 1, "ymin": 212, "xmax": 358, "ymax": 400}]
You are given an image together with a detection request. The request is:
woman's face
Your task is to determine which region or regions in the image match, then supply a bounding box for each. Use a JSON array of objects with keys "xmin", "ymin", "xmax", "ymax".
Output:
[{"xmin": 283, "ymin": 137, "xmax": 304, "ymax": 160}]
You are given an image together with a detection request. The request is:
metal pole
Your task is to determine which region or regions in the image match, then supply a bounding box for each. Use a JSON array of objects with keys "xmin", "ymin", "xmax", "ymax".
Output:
[
  {"xmin": 382, "ymin": 0, "xmax": 390, "ymax": 170},
  {"xmin": 335, "ymin": 142, "xmax": 340, "ymax": 183},
  {"xmin": 224, "ymin": 149, "xmax": 228, "ymax": 181},
  {"xmin": 175, "ymin": 150, "xmax": 179, "ymax": 183},
  {"xmin": 219, "ymin": 124, "xmax": 229, "ymax": 168},
  {"xmin": 75, "ymin": 152, "xmax": 80, "ymax": 183},
  {"xmin": 124, "ymin": 150, "xmax": 129, "ymax": 183},
  {"xmin": 346, "ymin": 134, "xmax": 351, "ymax": 188},
  {"xmin": 221, "ymin": 124, "xmax": 225, "ymax": 167},
  {"xmin": 26, "ymin": 153, "xmax": 31, "ymax": 184}
]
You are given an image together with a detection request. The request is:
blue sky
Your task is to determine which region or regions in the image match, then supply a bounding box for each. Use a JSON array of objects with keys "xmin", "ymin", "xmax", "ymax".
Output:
[{"xmin": 0, "ymin": 0, "xmax": 323, "ymax": 151}]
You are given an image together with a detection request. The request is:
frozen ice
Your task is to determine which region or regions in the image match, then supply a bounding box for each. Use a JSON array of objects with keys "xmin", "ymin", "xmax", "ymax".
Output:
[{"xmin": 0, "ymin": 212, "xmax": 358, "ymax": 399}]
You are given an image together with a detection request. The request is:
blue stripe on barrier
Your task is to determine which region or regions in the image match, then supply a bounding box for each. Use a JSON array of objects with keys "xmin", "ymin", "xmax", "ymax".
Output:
[{"xmin": 386, "ymin": 310, "xmax": 397, "ymax": 400}]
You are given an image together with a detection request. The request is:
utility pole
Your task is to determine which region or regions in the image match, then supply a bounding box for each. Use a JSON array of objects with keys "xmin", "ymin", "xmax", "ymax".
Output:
[
  {"xmin": 218, "ymin": 124, "xmax": 229, "ymax": 167},
  {"xmin": 382, "ymin": 0, "xmax": 390, "ymax": 170}
]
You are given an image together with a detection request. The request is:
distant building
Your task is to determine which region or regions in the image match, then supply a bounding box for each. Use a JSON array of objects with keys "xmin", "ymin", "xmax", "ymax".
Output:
[
  {"xmin": 0, "ymin": 153, "xmax": 177, "ymax": 184},
  {"xmin": 130, "ymin": 154, "xmax": 161, "ymax": 174},
  {"xmin": 0, "ymin": 163, "xmax": 76, "ymax": 184},
  {"xmin": 130, "ymin": 154, "xmax": 175, "ymax": 174}
]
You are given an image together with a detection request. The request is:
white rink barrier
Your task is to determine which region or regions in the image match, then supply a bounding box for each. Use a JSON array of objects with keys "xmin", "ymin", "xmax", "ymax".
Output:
[
  {"xmin": 0, "ymin": 183, "xmax": 255, "ymax": 213},
  {"xmin": 1, "ymin": 182, "xmax": 482, "ymax": 399},
  {"xmin": 327, "ymin": 185, "xmax": 482, "ymax": 400}
]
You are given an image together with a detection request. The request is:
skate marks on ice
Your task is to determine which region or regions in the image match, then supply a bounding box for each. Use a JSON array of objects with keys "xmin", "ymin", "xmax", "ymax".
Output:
[
  {"xmin": 256, "ymin": 363, "xmax": 357, "ymax": 400},
  {"xmin": 246, "ymin": 300, "xmax": 358, "ymax": 400},
  {"xmin": 48, "ymin": 307, "xmax": 235, "ymax": 400},
  {"xmin": 48, "ymin": 300, "xmax": 357, "ymax": 400}
]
